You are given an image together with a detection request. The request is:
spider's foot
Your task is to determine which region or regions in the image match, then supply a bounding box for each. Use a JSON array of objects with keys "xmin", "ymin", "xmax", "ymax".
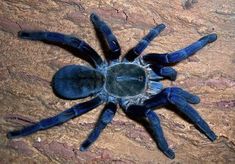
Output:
[
  {"xmin": 153, "ymin": 23, "xmax": 166, "ymax": 32},
  {"xmin": 197, "ymin": 119, "xmax": 217, "ymax": 141},
  {"xmin": 18, "ymin": 31, "xmax": 30, "ymax": 38},
  {"xmin": 207, "ymin": 33, "xmax": 217, "ymax": 43},
  {"xmin": 7, "ymin": 132, "xmax": 14, "ymax": 139},
  {"xmin": 205, "ymin": 130, "xmax": 217, "ymax": 142},
  {"xmin": 7, "ymin": 130, "xmax": 22, "ymax": 139},
  {"xmin": 163, "ymin": 148, "xmax": 175, "ymax": 159},
  {"xmin": 79, "ymin": 140, "xmax": 92, "ymax": 152},
  {"xmin": 206, "ymin": 130, "xmax": 217, "ymax": 142},
  {"xmin": 17, "ymin": 31, "xmax": 45, "ymax": 40},
  {"xmin": 90, "ymin": 13, "xmax": 99, "ymax": 22},
  {"xmin": 200, "ymin": 33, "xmax": 217, "ymax": 43}
]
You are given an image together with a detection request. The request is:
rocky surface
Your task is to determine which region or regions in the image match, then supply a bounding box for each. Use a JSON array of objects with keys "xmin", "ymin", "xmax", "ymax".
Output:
[{"xmin": 0, "ymin": 0, "xmax": 235, "ymax": 163}]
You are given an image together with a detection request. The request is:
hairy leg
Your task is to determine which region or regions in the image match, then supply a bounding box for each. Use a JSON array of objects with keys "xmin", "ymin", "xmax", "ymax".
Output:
[
  {"xmin": 80, "ymin": 102, "xmax": 117, "ymax": 151},
  {"xmin": 143, "ymin": 34, "xmax": 217, "ymax": 64},
  {"xmin": 18, "ymin": 31, "xmax": 103, "ymax": 67},
  {"xmin": 90, "ymin": 13, "xmax": 121, "ymax": 61},
  {"xmin": 150, "ymin": 65, "xmax": 177, "ymax": 81},
  {"xmin": 124, "ymin": 24, "xmax": 165, "ymax": 61},
  {"xmin": 146, "ymin": 110, "xmax": 175, "ymax": 159},
  {"xmin": 168, "ymin": 94, "xmax": 217, "ymax": 141},
  {"xmin": 7, "ymin": 97, "xmax": 103, "ymax": 139},
  {"xmin": 125, "ymin": 105, "xmax": 174, "ymax": 159},
  {"xmin": 144, "ymin": 87, "xmax": 217, "ymax": 141}
]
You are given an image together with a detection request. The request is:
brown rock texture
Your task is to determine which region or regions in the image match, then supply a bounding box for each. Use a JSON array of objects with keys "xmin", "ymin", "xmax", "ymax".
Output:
[{"xmin": 0, "ymin": 0, "xmax": 235, "ymax": 163}]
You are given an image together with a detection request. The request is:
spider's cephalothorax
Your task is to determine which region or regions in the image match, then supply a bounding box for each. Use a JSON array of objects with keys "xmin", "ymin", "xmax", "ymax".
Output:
[
  {"xmin": 7, "ymin": 13, "xmax": 218, "ymax": 159},
  {"xmin": 104, "ymin": 63, "xmax": 147, "ymax": 97}
]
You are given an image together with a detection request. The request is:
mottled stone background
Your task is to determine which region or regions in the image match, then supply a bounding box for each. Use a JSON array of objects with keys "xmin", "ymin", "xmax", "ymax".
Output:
[{"xmin": 0, "ymin": 0, "xmax": 234, "ymax": 163}]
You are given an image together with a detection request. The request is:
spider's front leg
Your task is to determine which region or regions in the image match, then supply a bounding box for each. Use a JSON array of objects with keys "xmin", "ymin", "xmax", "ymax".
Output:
[
  {"xmin": 142, "ymin": 33, "xmax": 217, "ymax": 81},
  {"xmin": 90, "ymin": 13, "xmax": 121, "ymax": 62},
  {"xmin": 124, "ymin": 23, "xmax": 166, "ymax": 61},
  {"xmin": 124, "ymin": 105, "xmax": 175, "ymax": 159},
  {"xmin": 143, "ymin": 33, "xmax": 217, "ymax": 64},
  {"xmin": 145, "ymin": 87, "xmax": 217, "ymax": 141}
]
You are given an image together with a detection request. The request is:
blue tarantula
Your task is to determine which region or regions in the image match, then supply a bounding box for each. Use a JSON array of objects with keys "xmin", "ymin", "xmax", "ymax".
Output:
[{"xmin": 7, "ymin": 13, "xmax": 217, "ymax": 159}]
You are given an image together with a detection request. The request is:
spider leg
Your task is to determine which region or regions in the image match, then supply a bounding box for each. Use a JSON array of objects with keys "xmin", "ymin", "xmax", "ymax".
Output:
[
  {"xmin": 146, "ymin": 81, "xmax": 163, "ymax": 96},
  {"xmin": 18, "ymin": 31, "xmax": 103, "ymax": 68},
  {"xmin": 168, "ymin": 94, "xmax": 217, "ymax": 141},
  {"xmin": 146, "ymin": 110, "xmax": 175, "ymax": 159},
  {"xmin": 143, "ymin": 33, "xmax": 217, "ymax": 65},
  {"xmin": 150, "ymin": 65, "xmax": 177, "ymax": 81},
  {"xmin": 80, "ymin": 102, "xmax": 117, "ymax": 151},
  {"xmin": 90, "ymin": 13, "xmax": 121, "ymax": 61},
  {"xmin": 125, "ymin": 105, "xmax": 175, "ymax": 159},
  {"xmin": 124, "ymin": 24, "xmax": 166, "ymax": 61},
  {"xmin": 7, "ymin": 97, "xmax": 103, "ymax": 139},
  {"xmin": 144, "ymin": 87, "xmax": 217, "ymax": 141}
]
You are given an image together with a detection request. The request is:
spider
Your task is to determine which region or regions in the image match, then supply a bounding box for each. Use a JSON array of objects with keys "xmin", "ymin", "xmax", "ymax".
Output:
[{"xmin": 7, "ymin": 13, "xmax": 217, "ymax": 159}]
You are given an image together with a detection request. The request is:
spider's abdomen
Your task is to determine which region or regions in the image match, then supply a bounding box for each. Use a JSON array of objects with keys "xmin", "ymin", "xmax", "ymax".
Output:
[
  {"xmin": 53, "ymin": 65, "xmax": 104, "ymax": 100},
  {"xmin": 105, "ymin": 63, "xmax": 146, "ymax": 97}
]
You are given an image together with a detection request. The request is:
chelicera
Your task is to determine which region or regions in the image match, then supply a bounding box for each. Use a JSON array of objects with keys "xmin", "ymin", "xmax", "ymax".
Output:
[{"xmin": 7, "ymin": 13, "xmax": 217, "ymax": 159}]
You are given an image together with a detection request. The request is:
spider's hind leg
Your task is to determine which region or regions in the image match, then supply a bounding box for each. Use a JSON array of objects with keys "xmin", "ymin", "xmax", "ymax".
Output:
[
  {"xmin": 145, "ymin": 110, "xmax": 175, "ymax": 159},
  {"xmin": 7, "ymin": 97, "xmax": 103, "ymax": 139},
  {"xmin": 145, "ymin": 87, "xmax": 217, "ymax": 141},
  {"xmin": 125, "ymin": 105, "xmax": 175, "ymax": 159},
  {"xmin": 80, "ymin": 102, "xmax": 117, "ymax": 151},
  {"xmin": 168, "ymin": 92, "xmax": 217, "ymax": 141}
]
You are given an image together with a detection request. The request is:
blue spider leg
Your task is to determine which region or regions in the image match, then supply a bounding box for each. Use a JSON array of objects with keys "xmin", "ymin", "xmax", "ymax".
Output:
[
  {"xmin": 148, "ymin": 81, "xmax": 163, "ymax": 95},
  {"xmin": 80, "ymin": 102, "xmax": 117, "ymax": 151},
  {"xmin": 18, "ymin": 31, "xmax": 103, "ymax": 68},
  {"xmin": 124, "ymin": 24, "xmax": 166, "ymax": 61},
  {"xmin": 150, "ymin": 65, "xmax": 177, "ymax": 81},
  {"xmin": 144, "ymin": 88, "xmax": 217, "ymax": 141},
  {"xmin": 144, "ymin": 91, "xmax": 169, "ymax": 109},
  {"xmin": 142, "ymin": 33, "xmax": 217, "ymax": 64},
  {"xmin": 7, "ymin": 97, "xmax": 103, "ymax": 139},
  {"xmin": 146, "ymin": 110, "xmax": 175, "ymax": 159},
  {"xmin": 90, "ymin": 13, "xmax": 121, "ymax": 61},
  {"xmin": 169, "ymin": 87, "xmax": 200, "ymax": 104},
  {"xmin": 125, "ymin": 105, "xmax": 175, "ymax": 159},
  {"xmin": 168, "ymin": 94, "xmax": 217, "ymax": 141}
]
